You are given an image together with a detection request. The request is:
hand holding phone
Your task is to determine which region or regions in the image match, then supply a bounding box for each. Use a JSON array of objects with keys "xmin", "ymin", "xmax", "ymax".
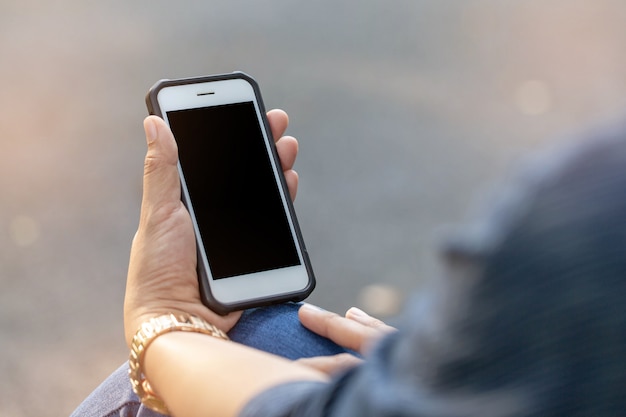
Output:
[{"xmin": 145, "ymin": 72, "xmax": 315, "ymax": 314}]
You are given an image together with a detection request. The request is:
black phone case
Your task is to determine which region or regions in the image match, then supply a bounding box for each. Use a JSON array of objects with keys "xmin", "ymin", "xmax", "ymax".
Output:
[{"xmin": 145, "ymin": 72, "xmax": 315, "ymax": 315}]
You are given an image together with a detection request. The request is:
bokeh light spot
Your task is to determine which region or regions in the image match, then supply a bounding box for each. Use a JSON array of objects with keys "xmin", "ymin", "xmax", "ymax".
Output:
[
  {"xmin": 10, "ymin": 215, "xmax": 41, "ymax": 247},
  {"xmin": 358, "ymin": 283, "xmax": 402, "ymax": 317},
  {"xmin": 515, "ymin": 80, "xmax": 553, "ymax": 115}
]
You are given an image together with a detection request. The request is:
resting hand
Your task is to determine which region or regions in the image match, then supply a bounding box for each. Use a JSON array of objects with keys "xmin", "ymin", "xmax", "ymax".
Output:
[
  {"xmin": 124, "ymin": 110, "xmax": 298, "ymax": 347},
  {"xmin": 296, "ymin": 304, "xmax": 396, "ymax": 374}
]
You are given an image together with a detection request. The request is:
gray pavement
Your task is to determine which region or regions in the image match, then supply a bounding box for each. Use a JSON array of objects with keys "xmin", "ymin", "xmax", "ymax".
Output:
[{"xmin": 1, "ymin": 1, "xmax": 625, "ymax": 416}]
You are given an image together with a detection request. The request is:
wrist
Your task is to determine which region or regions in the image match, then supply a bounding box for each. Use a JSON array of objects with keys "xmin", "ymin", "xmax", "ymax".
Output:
[
  {"xmin": 124, "ymin": 300, "xmax": 244, "ymax": 348},
  {"xmin": 124, "ymin": 307, "xmax": 192, "ymax": 348}
]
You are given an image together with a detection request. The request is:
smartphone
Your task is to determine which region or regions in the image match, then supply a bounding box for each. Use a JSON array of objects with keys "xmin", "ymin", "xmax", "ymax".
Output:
[{"xmin": 145, "ymin": 72, "xmax": 315, "ymax": 314}]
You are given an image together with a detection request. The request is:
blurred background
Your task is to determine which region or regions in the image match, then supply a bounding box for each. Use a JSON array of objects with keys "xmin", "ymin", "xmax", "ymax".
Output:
[{"xmin": 1, "ymin": 1, "xmax": 625, "ymax": 415}]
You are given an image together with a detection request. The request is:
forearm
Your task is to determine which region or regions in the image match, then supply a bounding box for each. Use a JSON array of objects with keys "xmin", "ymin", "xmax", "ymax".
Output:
[{"xmin": 144, "ymin": 331, "xmax": 329, "ymax": 417}]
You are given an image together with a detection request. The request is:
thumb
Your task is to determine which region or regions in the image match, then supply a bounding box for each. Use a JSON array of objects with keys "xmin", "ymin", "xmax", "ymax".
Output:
[{"xmin": 141, "ymin": 116, "xmax": 182, "ymax": 220}]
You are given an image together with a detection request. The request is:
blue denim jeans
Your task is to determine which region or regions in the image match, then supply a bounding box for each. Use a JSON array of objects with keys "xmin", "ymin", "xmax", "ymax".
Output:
[{"xmin": 70, "ymin": 303, "xmax": 346, "ymax": 417}]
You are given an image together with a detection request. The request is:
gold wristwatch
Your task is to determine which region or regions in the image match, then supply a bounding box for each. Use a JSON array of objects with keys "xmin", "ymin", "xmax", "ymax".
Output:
[{"xmin": 128, "ymin": 313, "xmax": 229, "ymax": 415}]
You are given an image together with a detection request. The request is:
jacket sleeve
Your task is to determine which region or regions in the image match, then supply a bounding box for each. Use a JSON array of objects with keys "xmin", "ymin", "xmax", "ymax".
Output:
[{"xmin": 238, "ymin": 331, "xmax": 429, "ymax": 417}]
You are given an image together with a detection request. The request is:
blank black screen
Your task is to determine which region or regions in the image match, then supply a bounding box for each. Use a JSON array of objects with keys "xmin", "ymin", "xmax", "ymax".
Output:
[{"xmin": 167, "ymin": 101, "xmax": 300, "ymax": 279}]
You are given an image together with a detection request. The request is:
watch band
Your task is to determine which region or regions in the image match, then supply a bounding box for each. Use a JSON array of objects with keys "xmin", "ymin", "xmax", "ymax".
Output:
[{"xmin": 128, "ymin": 313, "xmax": 230, "ymax": 414}]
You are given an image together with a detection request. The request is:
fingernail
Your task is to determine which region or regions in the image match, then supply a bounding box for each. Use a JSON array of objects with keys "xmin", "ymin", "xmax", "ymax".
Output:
[
  {"xmin": 346, "ymin": 307, "xmax": 368, "ymax": 318},
  {"xmin": 144, "ymin": 118, "xmax": 157, "ymax": 145},
  {"xmin": 300, "ymin": 303, "xmax": 325, "ymax": 312}
]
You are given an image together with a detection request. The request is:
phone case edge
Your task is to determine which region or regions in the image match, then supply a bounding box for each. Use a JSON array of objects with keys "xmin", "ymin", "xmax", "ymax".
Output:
[{"xmin": 145, "ymin": 72, "xmax": 316, "ymax": 315}]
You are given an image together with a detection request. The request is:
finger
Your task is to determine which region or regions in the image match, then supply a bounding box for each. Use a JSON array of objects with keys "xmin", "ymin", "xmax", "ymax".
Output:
[
  {"xmin": 298, "ymin": 304, "xmax": 379, "ymax": 353},
  {"xmin": 284, "ymin": 170, "xmax": 299, "ymax": 201},
  {"xmin": 345, "ymin": 307, "xmax": 397, "ymax": 334},
  {"xmin": 275, "ymin": 135, "xmax": 299, "ymax": 200},
  {"xmin": 141, "ymin": 116, "xmax": 182, "ymax": 221},
  {"xmin": 275, "ymin": 135, "xmax": 298, "ymax": 171},
  {"xmin": 296, "ymin": 353, "xmax": 362, "ymax": 375},
  {"xmin": 266, "ymin": 109, "xmax": 289, "ymax": 141}
]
